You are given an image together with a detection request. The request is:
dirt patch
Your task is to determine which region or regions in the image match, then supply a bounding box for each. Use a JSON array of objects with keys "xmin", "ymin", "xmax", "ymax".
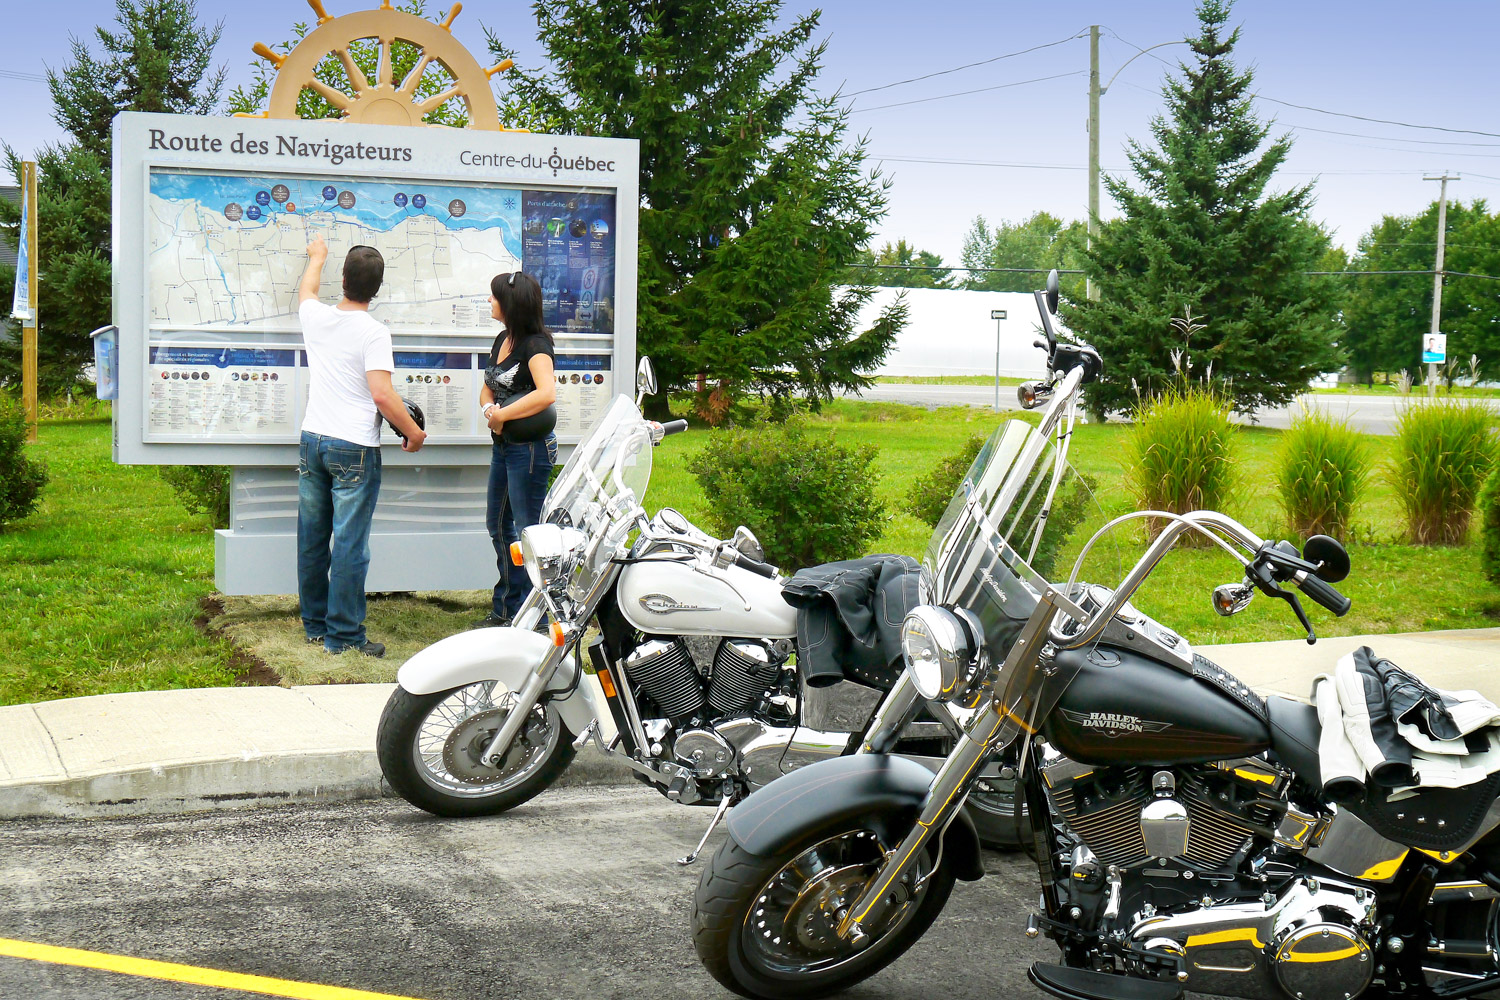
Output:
[{"xmin": 194, "ymin": 594, "xmax": 282, "ymax": 687}]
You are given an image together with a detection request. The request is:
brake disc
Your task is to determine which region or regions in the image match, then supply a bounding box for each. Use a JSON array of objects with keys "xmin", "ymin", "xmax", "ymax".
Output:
[{"xmin": 441, "ymin": 707, "xmax": 550, "ymax": 785}]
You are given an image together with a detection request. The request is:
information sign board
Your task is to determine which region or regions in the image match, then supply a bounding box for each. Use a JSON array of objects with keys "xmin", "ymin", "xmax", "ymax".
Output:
[{"xmin": 1422, "ymin": 333, "xmax": 1447, "ymax": 365}]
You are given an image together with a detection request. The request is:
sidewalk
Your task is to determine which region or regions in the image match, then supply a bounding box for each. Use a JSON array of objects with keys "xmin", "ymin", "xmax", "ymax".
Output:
[{"xmin": 4, "ymin": 628, "xmax": 1500, "ymax": 820}]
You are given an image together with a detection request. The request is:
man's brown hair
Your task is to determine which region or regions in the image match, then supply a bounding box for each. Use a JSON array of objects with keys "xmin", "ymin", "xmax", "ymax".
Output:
[{"xmin": 343, "ymin": 245, "xmax": 384, "ymax": 303}]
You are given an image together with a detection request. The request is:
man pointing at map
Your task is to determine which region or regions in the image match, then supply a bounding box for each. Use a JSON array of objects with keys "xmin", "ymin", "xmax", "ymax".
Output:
[{"xmin": 296, "ymin": 237, "xmax": 426, "ymax": 657}]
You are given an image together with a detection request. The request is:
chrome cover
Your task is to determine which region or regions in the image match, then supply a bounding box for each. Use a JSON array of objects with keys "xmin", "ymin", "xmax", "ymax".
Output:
[{"xmin": 1129, "ymin": 878, "xmax": 1375, "ymax": 1000}]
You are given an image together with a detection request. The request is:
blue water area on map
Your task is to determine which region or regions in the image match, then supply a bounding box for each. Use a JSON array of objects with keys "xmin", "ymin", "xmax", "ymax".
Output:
[{"xmin": 151, "ymin": 171, "xmax": 523, "ymax": 259}]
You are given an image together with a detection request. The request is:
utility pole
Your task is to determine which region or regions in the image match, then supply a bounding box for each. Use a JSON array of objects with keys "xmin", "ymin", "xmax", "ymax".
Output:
[
  {"xmin": 1424, "ymin": 173, "xmax": 1459, "ymax": 398},
  {"xmin": 21, "ymin": 160, "xmax": 38, "ymax": 443},
  {"xmin": 1087, "ymin": 26, "xmax": 1100, "ymax": 301}
]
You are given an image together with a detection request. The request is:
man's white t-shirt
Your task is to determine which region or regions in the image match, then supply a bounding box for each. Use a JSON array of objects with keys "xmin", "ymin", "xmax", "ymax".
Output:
[{"xmin": 299, "ymin": 299, "xmax": 395, "ymax": 448}]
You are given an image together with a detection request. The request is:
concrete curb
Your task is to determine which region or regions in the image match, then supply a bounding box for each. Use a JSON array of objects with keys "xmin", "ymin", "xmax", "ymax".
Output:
[{"xmin": 0, "ymin": 746, "xmax": 636, "ymax": 820}]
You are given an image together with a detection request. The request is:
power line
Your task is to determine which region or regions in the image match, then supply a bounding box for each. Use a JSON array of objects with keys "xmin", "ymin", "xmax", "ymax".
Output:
[
  {"xmin": 0, "ymin": 69, "xmax": 46, "ymax": 82},
  {"xmin": 1253, "ymin": 95, "xmax": 1500, "ymax": 140},
  {"xmin": 842, "ymin": 31, "xmax": 1089, "ymax": 98},
  {"xmin": 855, "ymin": 264, "xmax": 1500, "ymax": 280},
  {"xmin": 849, "ymin": 71, "xmax": 1085, "ymax": 114}
]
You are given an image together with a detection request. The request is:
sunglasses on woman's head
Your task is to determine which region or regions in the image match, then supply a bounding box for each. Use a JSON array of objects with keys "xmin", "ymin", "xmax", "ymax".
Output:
[{"xmin": 508, "ymin": 272, "xmax": 517, "ymax": 286}]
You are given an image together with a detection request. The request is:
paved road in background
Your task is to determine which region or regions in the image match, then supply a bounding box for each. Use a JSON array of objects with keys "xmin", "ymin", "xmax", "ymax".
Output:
[
  {"xmin": 848, "ymin": 383, "xmax": 1500, "ymax": 435},
  {"xmin": 0, "ymin": 790, "xmax": 1060, "ymax": 1000}
]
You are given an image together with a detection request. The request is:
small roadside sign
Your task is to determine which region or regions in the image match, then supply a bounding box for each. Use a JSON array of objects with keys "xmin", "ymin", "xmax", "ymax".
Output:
[
  {"xmin": 991, "ymin": 309, "xmax": 1007, "ymax": 320},
  {"xmin": 1421, "ymin": 333, "xmax": 1447, "ymax": 365}
]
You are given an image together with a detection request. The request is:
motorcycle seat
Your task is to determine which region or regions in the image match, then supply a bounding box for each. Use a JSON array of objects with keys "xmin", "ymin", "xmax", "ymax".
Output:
[{"xmin": 1266, "ymin": 695, "xmax": 1500, "ymax": 853}]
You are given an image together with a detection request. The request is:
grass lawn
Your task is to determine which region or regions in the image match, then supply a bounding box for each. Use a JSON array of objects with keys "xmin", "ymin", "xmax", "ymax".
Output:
[{"xmin": 4, "ymin": 403, "xmax": 1498, "ymax": 706}]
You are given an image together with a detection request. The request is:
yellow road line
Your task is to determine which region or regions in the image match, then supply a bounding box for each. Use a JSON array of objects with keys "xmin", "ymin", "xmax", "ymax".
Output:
[{"xmin": 0, "ymin": 937, "xmax": 425, "ymax": 1000}]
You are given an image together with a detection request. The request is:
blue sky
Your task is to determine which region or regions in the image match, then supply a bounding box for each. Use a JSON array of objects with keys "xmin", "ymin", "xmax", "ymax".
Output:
[{"xmin": 3, "ymin": 0, "xmax": 1497, "ymax": 265}]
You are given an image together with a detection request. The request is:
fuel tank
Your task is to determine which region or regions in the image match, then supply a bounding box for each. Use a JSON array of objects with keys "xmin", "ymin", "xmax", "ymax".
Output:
[
  {"xmin": 1042, "ymin": 645, "xmax": 1270, "ymax": 765},
  {"xmin": 617, "ymin": 559, "xmax": 797, "ymax": 639}
]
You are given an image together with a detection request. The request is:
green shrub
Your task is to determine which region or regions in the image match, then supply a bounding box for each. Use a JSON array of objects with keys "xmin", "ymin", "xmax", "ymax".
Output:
[
  {"xmin": 1480, "ymin": 465, "xmax": 1500, "ymax": 584},
  {"xmin": 905, "ymin": 435, "xmax": 985, "ymax": 527},
  {"xmin": 1390, "ymin": 400, "xmax": 1497, "ymax": 545},
  {"xmin": 686, "ymin": 419, "xmax": 885, "ymax": 570},
  {"xmin": 1125, "ymin": 386, "xmax": 1238, "ymax": 540},
  {"xmin": 0, "ymin": 394, "xmax": 47, "ymax": 529},
  {"xmin": 1274, "ymin": 407, "xmax": 1371, "ymax": 542},
  {"xmin": 160, "ymin": 465, "xmax": 232, "ymax": 529}
]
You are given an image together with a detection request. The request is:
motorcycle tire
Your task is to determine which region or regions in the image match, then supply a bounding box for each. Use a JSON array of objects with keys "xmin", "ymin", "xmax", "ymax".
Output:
[
  {"xmin": 376, "ymin": 683, "xmax": 575, "ymax": 818},
  {"xmin": 692, "ymin": 817, "xmax": 956, "ymax": 999},
  {"xmin": 966, "ymin": 779, "xmax": 1027, "ymax": 851}
]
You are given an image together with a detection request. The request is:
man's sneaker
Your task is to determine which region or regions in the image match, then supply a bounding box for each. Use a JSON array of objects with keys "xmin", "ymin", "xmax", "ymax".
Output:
[
  {"xmin": 329, "ymin": 640, "xmax": 385, "ymax": 658},
  {"xmin": 304, "ymin": 635, "xmax": 324, "ymax": 645},
  {"xmin": 473, "ymin": 612, "xmax": 511, "ymax": 629}
]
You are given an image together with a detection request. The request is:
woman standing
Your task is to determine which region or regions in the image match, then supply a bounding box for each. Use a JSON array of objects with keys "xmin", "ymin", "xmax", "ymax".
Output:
[{"xmin": 476, "ymin": 271, "xmax": 558, "ymax": 627}]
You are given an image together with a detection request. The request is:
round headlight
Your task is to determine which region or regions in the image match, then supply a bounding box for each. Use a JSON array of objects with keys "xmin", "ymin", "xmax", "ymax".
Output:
[
  {"xmin": 519, "ymin": 523, "xmax": 588, "ymax": 592},
  {"xmin": 901, "ymin": 606, "xmax": 975, "ymax": 702}
]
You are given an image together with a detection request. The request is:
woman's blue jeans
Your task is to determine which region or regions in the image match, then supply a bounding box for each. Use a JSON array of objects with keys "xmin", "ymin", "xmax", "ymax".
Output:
[
  {"xmin": 487, "ymin": 434, "xmax": 557, "ymax": 618},
  {"xmin": 297, "ymin": 431, "xmax": 382, "ymax": 651}
]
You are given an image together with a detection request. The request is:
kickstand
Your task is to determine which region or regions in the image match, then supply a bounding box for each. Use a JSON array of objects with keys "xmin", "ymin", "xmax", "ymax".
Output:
[{"xmin": 678, "ymin": 791, "xmax": 736, "ymax": 866}]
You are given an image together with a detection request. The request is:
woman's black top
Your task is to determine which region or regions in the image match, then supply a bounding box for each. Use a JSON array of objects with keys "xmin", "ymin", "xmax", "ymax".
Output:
[{"xmin": 484, "ymin": 331, "xmax": 557, "ymax": 445}]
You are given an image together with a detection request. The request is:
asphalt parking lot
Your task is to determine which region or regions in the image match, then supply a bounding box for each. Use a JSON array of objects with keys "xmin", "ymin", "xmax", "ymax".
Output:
[{"xmin": 0, "ymin": 787, "xmax": 1058, "ymax": 1000}]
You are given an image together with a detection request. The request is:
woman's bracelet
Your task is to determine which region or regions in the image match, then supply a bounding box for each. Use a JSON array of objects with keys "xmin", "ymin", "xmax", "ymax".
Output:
[{"xmin": 481, "ymin": 402, "xmax": 497, "ymax": 418}]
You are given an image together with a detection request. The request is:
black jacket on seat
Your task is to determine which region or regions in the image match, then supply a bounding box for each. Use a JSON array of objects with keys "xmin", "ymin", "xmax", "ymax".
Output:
[{"xmin": 781, "ymin": 555, "xmax": 921, "ymax": 690}]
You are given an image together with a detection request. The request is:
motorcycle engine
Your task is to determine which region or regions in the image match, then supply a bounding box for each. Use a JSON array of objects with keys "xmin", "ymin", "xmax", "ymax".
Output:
[
  {"xmin": 1043, "ymin": 756, "xmax": 1286, "ymax": 872},
  {"xmin": 1046, "ymin": 754, "xmax": 1381, "ymax": 999}
]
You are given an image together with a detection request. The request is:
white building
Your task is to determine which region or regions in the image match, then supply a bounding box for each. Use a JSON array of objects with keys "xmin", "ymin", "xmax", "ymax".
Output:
[{"xmin": 853, "ymin": 286, "xmax": 1067, "ymax": 379}]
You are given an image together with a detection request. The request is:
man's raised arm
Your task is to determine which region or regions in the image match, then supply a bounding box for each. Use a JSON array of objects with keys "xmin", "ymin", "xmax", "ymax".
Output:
[{"xmin": 298, "ymin": 237, "xmax": 328, "ymax": 304}]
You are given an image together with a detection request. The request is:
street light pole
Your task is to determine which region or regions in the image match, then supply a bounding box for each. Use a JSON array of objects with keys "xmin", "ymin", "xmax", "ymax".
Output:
[
  {"xmin": 1424, "ymin": 173, "xmax": 1458, "ymax": 398},
  {"xmin": 991, "ymin": 308, "xmax": 1007, "ymax": 411},
  {"xmin": 1087, "ymin": 30, "xmax": 1187, "ymax": 304},
  {"xmin": 1087, "ymin": 27, "xmax": 1100, "ymax": 302}
]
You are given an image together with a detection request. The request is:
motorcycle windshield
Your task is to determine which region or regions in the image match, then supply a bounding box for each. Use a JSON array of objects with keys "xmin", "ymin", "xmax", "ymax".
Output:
[
  {"xmin": 544, "ymin": 394, "xmax": 653, "ymax": 530},
  {"xmin": 923, "ymin": 419, "xmax": 1099, "ymax": 734}
]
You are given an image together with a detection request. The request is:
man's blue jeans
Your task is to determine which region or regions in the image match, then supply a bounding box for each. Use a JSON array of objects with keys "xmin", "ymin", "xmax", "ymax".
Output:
[
  {"xmin": 487, "ymin": 434, "xmax": 557, "ymax": 618},
  {"xmin": 298, "ymin": 431, "xmax": 382, "ymax": 651}
]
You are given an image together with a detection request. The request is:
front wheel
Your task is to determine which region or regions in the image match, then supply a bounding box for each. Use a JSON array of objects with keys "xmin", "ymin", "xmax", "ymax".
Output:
[
  {"xmin": 692, "ymin": 817, "xmax": 955, "ymax": 999},
  {"xmin": 376, "ymin": 681, "xmax": 575, "ymax": 818}
]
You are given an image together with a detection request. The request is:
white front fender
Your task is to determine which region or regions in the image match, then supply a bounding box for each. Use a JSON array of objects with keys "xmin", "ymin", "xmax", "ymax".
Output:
[{"xmin": 395, "ymin": 626, "xmax": 599, "ymax": 736}]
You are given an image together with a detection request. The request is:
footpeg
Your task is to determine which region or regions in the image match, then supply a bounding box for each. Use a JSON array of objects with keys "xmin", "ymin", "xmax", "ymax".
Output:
[{"xmin": 1027, "ymin": 962, "xmax": 1183, "ymax": 1000}]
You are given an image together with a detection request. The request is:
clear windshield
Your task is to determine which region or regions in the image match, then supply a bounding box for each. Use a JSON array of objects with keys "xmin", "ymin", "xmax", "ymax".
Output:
[
  {"xmin": 923, "ymin": 419, "xmax": 1102, "ymax": 734},
  {"xmin": 544, "ymin": 395, "xmax": 653, "ymax": 529}
]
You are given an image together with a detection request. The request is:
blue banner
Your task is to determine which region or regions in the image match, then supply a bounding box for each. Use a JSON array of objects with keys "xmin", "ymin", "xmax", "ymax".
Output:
[{"xmin": 151, "ymin": 346, "xmax": 297, "ymax": 367}]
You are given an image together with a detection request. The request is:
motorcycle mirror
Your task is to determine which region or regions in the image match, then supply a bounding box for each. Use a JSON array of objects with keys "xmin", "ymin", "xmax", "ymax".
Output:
[
  {"xmin": 1212, "ymin": 582, "xmax": 1254, "ymax": 617},
  {"xmin": 1045, "ymin": 269, "xmax": 1060, "ymax": 315},
  {"xmin": 1016, "ymin": 380, "xmax": 1052, "ymax": 410},
  {"xmin": 1302, "ymin": 534, "xmax": 1350, "ymax": 583},
  {"xmin": 636, "ymin": 356, "xmax": 658, "ymax": 400},
  {"xmin": 731, "ymin": 525, "xmax": 765, "ymax": 562}
]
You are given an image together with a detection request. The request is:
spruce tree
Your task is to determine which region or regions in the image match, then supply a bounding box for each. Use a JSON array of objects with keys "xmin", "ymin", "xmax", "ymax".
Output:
[
  {"xmin": 1063, "ymin": 0, "xmax": 1340, "ymax": 416},
  {"xmin": 845, "ymin": 240, "xmax": 953, "ymax": 289},
  {"xmin": 486, "ymin": 1, "xmax": 900, "ymax": 417},
  {"xmin": 0, "ymin": 0, "xmax": 224, "ymax": 394}
]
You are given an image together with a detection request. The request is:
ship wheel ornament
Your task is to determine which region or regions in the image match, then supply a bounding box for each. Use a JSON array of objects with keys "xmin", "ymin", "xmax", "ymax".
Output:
[{"xmin": 248, "ymin": 0, "xmax": 513, "ymax": 129}]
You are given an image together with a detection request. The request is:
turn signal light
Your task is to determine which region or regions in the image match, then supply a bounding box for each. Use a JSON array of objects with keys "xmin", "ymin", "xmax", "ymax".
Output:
[
  {"xmin": 510, "ymin": 542, "xmax": 524, "ymax": 566},
  {"xmin": 550, "ymin": 622, "xmax": 566, "ymax": 647},
  {"xmin": 596, "ymin": 667, "xmax": 618, "ymax": 698}
]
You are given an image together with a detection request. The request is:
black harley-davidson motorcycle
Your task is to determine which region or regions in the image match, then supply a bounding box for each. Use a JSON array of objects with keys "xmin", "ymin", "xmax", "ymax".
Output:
[{"xmin": 689, "ymin": 274, "xmax": 1500, "ymax": 1000}]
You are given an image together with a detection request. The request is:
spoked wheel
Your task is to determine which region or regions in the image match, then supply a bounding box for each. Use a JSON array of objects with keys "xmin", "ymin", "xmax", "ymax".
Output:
[
  {"xmin": 692, "ymin": 818, "xmax": 956, "ymax": 999},
  {"xmin": 376, "ymin": 682, "xmax": 575, "ymax": 818}
]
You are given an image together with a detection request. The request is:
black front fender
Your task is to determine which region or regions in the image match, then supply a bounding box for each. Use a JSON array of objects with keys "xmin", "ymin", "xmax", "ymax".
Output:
[{"xmin": 726, "ymin": 753, "xmax": 986, "ymax": 882}]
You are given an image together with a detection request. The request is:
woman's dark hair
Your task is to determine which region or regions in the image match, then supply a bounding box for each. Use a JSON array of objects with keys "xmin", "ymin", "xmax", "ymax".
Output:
[{"xmin": 491, "ymin": 271, "xmax": 553, "ymax": 349}]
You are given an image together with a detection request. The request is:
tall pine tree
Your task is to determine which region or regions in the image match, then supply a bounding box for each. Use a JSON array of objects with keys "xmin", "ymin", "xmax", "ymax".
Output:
[
  {"xmin": 486, "ymin": 1, "xmax": 901, "ymax": 417},
  {"xmin": 1063, "ymin": 0, "xmax": 1339, "ymax": 416},
  {"xmin": 0, "ymin": 0, "xmax": 224, "ymax": 394}
]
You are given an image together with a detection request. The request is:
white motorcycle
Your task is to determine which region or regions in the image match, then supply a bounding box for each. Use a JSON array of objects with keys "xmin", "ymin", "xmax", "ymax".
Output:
[{"xmin": 376, "ymin": 359, "xmax": 1019, "ymax": 859}]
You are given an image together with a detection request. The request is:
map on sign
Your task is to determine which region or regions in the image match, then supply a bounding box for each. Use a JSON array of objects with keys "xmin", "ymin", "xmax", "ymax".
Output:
[{"xmin": 148, "ymin": 171, "xmax": 523, "ymax": 332}]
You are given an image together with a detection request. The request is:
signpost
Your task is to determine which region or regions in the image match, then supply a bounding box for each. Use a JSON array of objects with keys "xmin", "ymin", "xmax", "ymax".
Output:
[
  {"xmin": 1422, "ymin": 334, "xmax": 1447, "ymax": 366},
  {"xmin": 11, "ymin": 161, "xmax": 37, "ymax": 442},
  {"xmin": 991, "ymin": 308, "xmax": 1007, "ymax": 411}
]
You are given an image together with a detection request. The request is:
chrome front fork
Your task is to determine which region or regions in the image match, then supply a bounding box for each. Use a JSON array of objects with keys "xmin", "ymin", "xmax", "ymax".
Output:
[
  {"xmin": 478, "ymin": 591, "xmax": 559, "ymax": 765},
  {"xmin": 837, "ymin": 595, "xmax": 1061, "ymax": 944}
]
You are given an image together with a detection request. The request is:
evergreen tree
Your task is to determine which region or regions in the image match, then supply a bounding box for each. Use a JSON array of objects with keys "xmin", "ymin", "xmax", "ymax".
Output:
[
  {"xmin": 1062, "ymin": 0, "xmax": 1340, "ymax": 416},
  {"xmin": 960, "ymin": 212, "xmax": 1087, "ymax": 294},
  {"xmin": 0, "ymin": 0, "xmax": 224, "ymax": 394},
  {"xmin": 486, "ymin": 1, "xmax": 900, "ymax": 416},
  {"xmin": 845, "ymin": 240, "xmax": 953, "ymax": 288}
]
